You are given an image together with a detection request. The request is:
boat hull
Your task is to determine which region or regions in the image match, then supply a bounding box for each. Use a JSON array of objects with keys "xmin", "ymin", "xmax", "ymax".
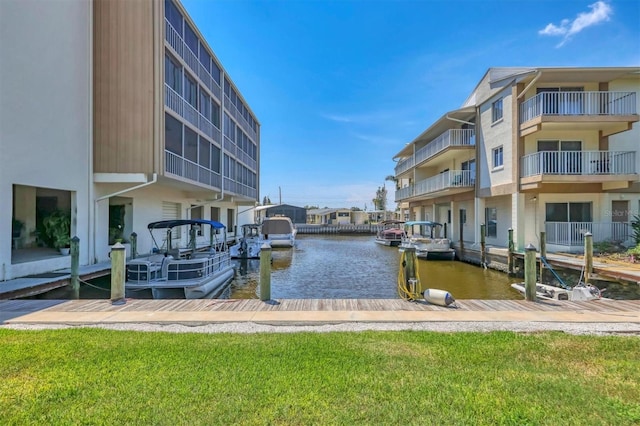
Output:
[{"xmin": 510, "ymin": 282, "xmax": 604, "ymax": 301}]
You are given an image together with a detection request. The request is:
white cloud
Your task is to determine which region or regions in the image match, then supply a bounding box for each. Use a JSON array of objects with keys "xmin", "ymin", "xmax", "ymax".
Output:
[{"xmin": 539, "ymin": 1, "xmax": 613, "ymax": 47}]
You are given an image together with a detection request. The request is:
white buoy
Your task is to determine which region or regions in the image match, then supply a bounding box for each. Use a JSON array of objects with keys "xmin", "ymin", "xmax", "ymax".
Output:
[{"xmin": 423, "ymin": 288, "xmax": 455, "ymax": 307}]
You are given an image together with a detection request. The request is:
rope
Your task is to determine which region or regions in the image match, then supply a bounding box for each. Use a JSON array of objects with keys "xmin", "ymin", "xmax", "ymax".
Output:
[
  {"xmin": 77, "ymin": 278, "xmax": 110, "ymax": 292},
  {"xmin": 397, "ymin": 250, "xmax": 422, "ymax": 301}
]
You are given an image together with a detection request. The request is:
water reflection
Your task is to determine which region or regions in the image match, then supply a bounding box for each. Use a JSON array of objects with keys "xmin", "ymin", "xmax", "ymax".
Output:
[{"xmin": 230, "ymin": 234, "xmax": 523, "ymax": 300}]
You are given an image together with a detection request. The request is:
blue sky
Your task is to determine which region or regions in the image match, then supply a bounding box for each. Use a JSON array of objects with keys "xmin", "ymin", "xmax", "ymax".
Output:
[{"xmin": 182, "ymin": 0, "xmax": 640, "ymax": 209}]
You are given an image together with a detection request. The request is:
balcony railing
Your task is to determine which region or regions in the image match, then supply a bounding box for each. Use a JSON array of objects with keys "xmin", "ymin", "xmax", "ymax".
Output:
[
  {"xmin": 165, "ymin": 19, "xmax": 222, "ymax": 101},
  {"xmin": 165, "ymin": 150, "xmax": 222, "ymax": 189},
  {"xmin": 395, "ymin": 170, "xmax": 474, "ymax": 201},
  {"xmin": 521, "ymin": 150, "xmax": 636, "ymax": 178},
  {"xmin": 165, "ymin": 84, "xmax": 222, "ymax": 144},
  {"xmin": 414, "ymin": 129, "xmax": 475, "ymax": 166},
  {"xmin": 545, "ymin": 221, "xmax": 632, "ymax": 247},
  {"xmin": 394, "ymin": 129, "xmax": 474, "ymax": 176},
  {"xmin": 520, "ymin": 91, "xmax": 637, "ymax": 123}
]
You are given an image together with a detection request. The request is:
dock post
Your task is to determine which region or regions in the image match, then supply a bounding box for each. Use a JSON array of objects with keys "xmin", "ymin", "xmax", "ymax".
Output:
[
  {"xmin": 524, "ymin": 243, "xmax": 537, "ymax": 302},
  {"xmin": 443, "ymin": 222, "xmax": 447, "ymax": 239},
  {"xmin": 507, "ymin": 229, "xmax": 514, "ymax": 275},
  {"xmin": 130, "ymin": 232, "xmax": 137, "ymax": 259},
  {"xmin": 480, "ymin": 224, "xmax": 486, "ymax": 266},
  {"xmin": 539, "ymin": 231, "xmax": 546, "ymax": 279},
  {"xmin": 584, "ymin": 232, "xmax": 593, "ymax": 284},
  {"xmin": 459, "ymin": 221, "xmax": 464, "ymax": 258},
  {"xmin": 70, "ymin": 236, "xmax": 80, "ymax": 299},
  {"xmin": 404, "ymin": 247, "xmax": 418, "ymax": 297},
  {"xmin": 110, "ymin": 242, "xmax": 126, "ymax": 305},
  {"xmin": 259, "ymin": 243, "xmax": 272, "ymax": 301}
]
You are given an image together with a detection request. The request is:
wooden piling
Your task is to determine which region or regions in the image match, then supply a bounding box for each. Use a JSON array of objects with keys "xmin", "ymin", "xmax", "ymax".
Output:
[
  {"xmin": 524, "ymin": 243, "xmax": 537, "ymax": 302},
  {"xmin": 584, "ymin": 232, "xmax": 593, "ymax": 284},
  {"xmin": 130, "ymin": 232, "xmax": 137, "ymax": 259},
  {"xmin": 259, "ymin": 243, "xmax": 272, "ymax": 301},
  {"xmin": 110, "ymin": 242, "xmax": 126, "ymax": 305},
  {"xmin": 480, "ymin": 224, "xmax": 486, "ymax": 266},
  {"xmin": 539, "ymin": 231, "xmax": 546, "ymax": 279},
  {"xmin": 403, "ymin": 247, "xmax": 418, "ymax": 296},
  {"xmin": 70, "ymin": 236, "xmax": 80, "ymax": 299},
  {"xmin": 507, "ymin": 228, "xmax": 514, "ymax": 274}
]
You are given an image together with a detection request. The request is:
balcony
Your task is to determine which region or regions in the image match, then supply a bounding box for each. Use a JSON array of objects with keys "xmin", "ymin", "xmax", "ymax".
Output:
[
  {"xmin": 395, "ymin": 129, "xmax": 474, "ymax": 177},
  {"xmin": 165, "ymin": 84, "xmax": 222, "ymax": 144},
  {"xmin": 520, "ymin": 91, "xmax": 638, "ymax": 137},
  {"xmin": 165, "ymin": 150, "xmax": 222, "ymax": 189},
  {"xmin": 545, "ymin": 221, "xmax": 632, "ymax": 252},
  {"xmin": 165, "ymin": 19, "xmax": 222, "ymax": 102},
  {"xmin": 395, "ymin": 170, "xmax": 474, "ymax": 202},
  {"xmin": 521, "ymin": 150, "xmax": 636, "ymax": 185}
]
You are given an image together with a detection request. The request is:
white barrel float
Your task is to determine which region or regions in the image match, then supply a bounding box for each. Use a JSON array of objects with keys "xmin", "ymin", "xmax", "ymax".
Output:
[{"xmin": 423, "ymin": 288, "xmax": 455, "ymax": 307}]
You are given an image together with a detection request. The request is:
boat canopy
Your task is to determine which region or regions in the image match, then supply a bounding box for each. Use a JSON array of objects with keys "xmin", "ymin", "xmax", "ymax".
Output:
[
  {"xmin": 261, "ymin": 217, "xmax": 294, "ymax": 234},
  {"xmin": 147, "ymin": 219, "xmax": 226, "ymax": 230},
  {"xmin": 404, "ymin": 221, "xmax": 442, "ymax": 227}
]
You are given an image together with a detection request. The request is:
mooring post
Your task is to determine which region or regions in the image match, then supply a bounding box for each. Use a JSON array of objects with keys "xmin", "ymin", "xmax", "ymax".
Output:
[
  {"xmin": 189, "ymin": 227, "xmax": 197, "ymax": 252},
  {"xmin": 480, "ymin": 224, "xmax": 486, "ymax": 266},
  {"xmin": 404, "ymin": 247, "xmax": 418, "ymax": 297},
  {"xmin": 507, "ymin": 228, "xmax": 514, "ymax": 275},
  {"xmin": 259, "ymin": 243, "xmax": 272, "ymax": 301},
  {"xmin": 130, "ymin": 232, "xmax": 137, "ymax": 259},
  {"xmin": 459, "ymin": 221, "xmax": 464, "ymax": 258},
  {"xmin": 443, "ymin": 222, "xmax": 447, "ymax": 239},
  {"xmin": 70, "ymin": 236, "xmax": 80, "ymax": 300},
  {"xmin": 584, "ymin": 232, "xmax": 593, "ymax": 284},
  {"xmin": 539, "ymin": 231, "xmax": 546, "ymax": 279},
  {"xmin": 110, "ymin": 242, "xmax": 126, "ymax": 305},
  {"xmin": 524, "ymin": 243, "xmax": 537, "ymax": 302}
]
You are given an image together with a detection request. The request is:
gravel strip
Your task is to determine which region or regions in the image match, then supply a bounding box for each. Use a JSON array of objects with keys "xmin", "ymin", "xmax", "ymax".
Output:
[{"xmin": 3, "ymin": 321, "xmax": 639, "ymax": 335}]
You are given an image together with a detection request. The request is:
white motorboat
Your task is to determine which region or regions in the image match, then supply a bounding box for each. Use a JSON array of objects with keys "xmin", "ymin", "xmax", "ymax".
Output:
[
  {"xmin": 229, "ymin": 224, "xmax": 265, "ymax": 259},
  {"xmin": 510, "ymin": 282, "xmax": 605, "ymax": 301},
  {"xmin": 398, "ymin": 221, "xmax": 455, "ymax": 260},
  {"xmin": 261, "ymin": 216, "xmax": 296, "ymax": 248},
  {"xmin": 125, "ymin": 219, "xmax": 235, "ymax": 299},
  {"xmin": 374, "ymin": 220, "xmax": 405, "ymax": 246}
]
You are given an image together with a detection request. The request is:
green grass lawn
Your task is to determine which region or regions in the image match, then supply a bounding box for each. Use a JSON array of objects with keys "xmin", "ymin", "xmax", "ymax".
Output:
[{"xmin": 1, "ymin": 329, "xmax": 638, "ymax": 425}]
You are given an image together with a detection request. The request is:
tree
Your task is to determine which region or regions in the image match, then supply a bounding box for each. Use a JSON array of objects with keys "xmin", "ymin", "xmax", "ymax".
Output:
[
  {"xmin": 262, "ymin": 196, "xmax": 272, "ymax": 205},
  {"xmin": 373, "ymin": 185, "xmax": 387, "ymax": 212}
]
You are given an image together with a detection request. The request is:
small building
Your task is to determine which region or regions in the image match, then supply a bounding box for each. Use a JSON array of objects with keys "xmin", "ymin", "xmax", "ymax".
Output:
[
  {"xmin": 256, "ymin": 204, "xmax": 306, "ymax": 224},
  {"xmin": 307, "ymin": 208, "xmax": 369, "ymax": 225}
]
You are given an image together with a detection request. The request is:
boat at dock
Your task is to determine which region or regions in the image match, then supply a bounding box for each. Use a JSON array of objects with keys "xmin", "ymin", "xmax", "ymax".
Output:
[
  {"xmin": 261, "ymin": 216, "xmax": 296, "ymax": 248},
  {"xmin": 229, "ymin": 224, "xmax": 265, "ymax": 259},
  {"xmin": 510, "ymin": 282, "xmax": 605, "ymax": 301},
  {"xmin": 374, "ymin": 220, "xmax": 405, "ymax": 246},
  {"xmin": 398, "ymin": 221, "xmax": 455, "ymax": 260},
  {"xmin": 125, "ymin": 219, "xmax": 235, "ymax": 299}
]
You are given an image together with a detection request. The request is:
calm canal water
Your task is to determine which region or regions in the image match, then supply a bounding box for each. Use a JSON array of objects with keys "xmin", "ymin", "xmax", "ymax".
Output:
[
  {"xmin": 230, "ymin": 234, "xmax": 522, "ymax": 299},
  {"xmin": 40, "ymin": 234, "xmax": 640, "ymax": 300}
]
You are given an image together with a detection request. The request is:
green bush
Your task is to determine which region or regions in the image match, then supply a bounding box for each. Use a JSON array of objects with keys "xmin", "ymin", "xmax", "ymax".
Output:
[{"xmin": 42, "ymin": 210, "xmax": 71, "ymax": 249}]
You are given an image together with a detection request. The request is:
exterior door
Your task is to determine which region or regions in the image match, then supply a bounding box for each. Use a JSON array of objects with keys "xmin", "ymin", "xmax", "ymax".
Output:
[{"xmin": 611, "ymin": 200, "xmax": 629, "ymax": 242}]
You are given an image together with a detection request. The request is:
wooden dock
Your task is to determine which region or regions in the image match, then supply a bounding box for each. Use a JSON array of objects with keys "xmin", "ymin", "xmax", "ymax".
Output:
[{"xmin": 2, "ymin": 298, "xmax": 639, "ymax": 326}]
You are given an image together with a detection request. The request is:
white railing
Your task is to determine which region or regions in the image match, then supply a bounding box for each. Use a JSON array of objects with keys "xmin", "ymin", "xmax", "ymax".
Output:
[
  {"xmin": 521, "ymin": 150, "xmax": 636, "ymax": 177},
  {"xmin": 545, "ymin": 222, "xmax": 632, "ymax": 247},
  {"xmin": 394, "ymin": 156, "xmax": 414, "ymax": 176},
  {"xmin": 165, "ymin": 19, "xmax": 222, "ymax": 102},
  {"xmin": 165, "ymin": 84, "xmax": 222, "ymax": 144},
  {"xmin": 395, "ymin": 186, "xmax": 413, "ymax": 202},
  {"xmin": 520, "ymin": 91, "xmax": 637, "ymax": 123},
  {"xmin": 165, "ymin": 150, "xmax": 221, "ymax": 189},
  {"xmin": 414, "ymin": 129, "xmax": 475, "ymax": 166},
  {"xmin": 400, "ymin": 170, "xmax": 474, "ymax": 200},
  {"xmin": 224, "ymin": 94, "xmax": 257, "ymax": 141}
]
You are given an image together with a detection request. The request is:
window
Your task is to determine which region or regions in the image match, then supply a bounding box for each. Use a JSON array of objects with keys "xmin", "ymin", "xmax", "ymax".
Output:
[
  {"xmin": 492, "ymin": 98, "xmax": 503, "ymax": 122},
  {"xmin": 485, "ymin": 208, "xmax": 497, "ymax": 237},
  {"xmin": 211, "ymin": 101, "xmax": 220, "ymax": 129},
  {"xmin": 184, "ymin": 23, "xmax": 198, "ymax": 55},
  {"xmin": 164, "ymin": 0, "xmax": 182, "ymax": 35},
  {"xmin": 227, "ymin": 209, "xmax": 235, "ymax": 235},
  {"xmin": 184, "ymin": 127, "xmax": 198, "ymax": 163},
  {"xmin": 211, "ymin": 145, "xmax": 220, "ymax": 173},
  {"xmin": 211, "ymin": 62, "xmax": 221, "ymax": 85},
  {"xmin": 184, "ymin": 74, "xmax": 197, "ymax": 108},
  {"xmin": 492, "ymin": 146, "xmax": 503, "ymax": 169},
  {"xmin": 164, "ymin": 53, "xmax": 181, "ymax": 93},
  {"xmin": 199, "ymin": 91, "xmax": 210, "ymax": 121},
  {"xmin": 199, "ymin": 45, "xmax": 211, "ymax": 73},
  {"xmin": 191, "ymin": 206, "xmax": 203, "ymax": 236},
  {"xmin": 210, "ymin": 207, "xmax": 220, "ymax": 222},
  {"xmin": 198, "ymin": 138, "xmax": 211, "ymax": 169},
  {"xmin": 165, "ymin": 113, "xmax": 182, "ymax": 155},
  {"xmin": 545, "ymin": 202, "xmax": 592, "ymax": 222}
]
